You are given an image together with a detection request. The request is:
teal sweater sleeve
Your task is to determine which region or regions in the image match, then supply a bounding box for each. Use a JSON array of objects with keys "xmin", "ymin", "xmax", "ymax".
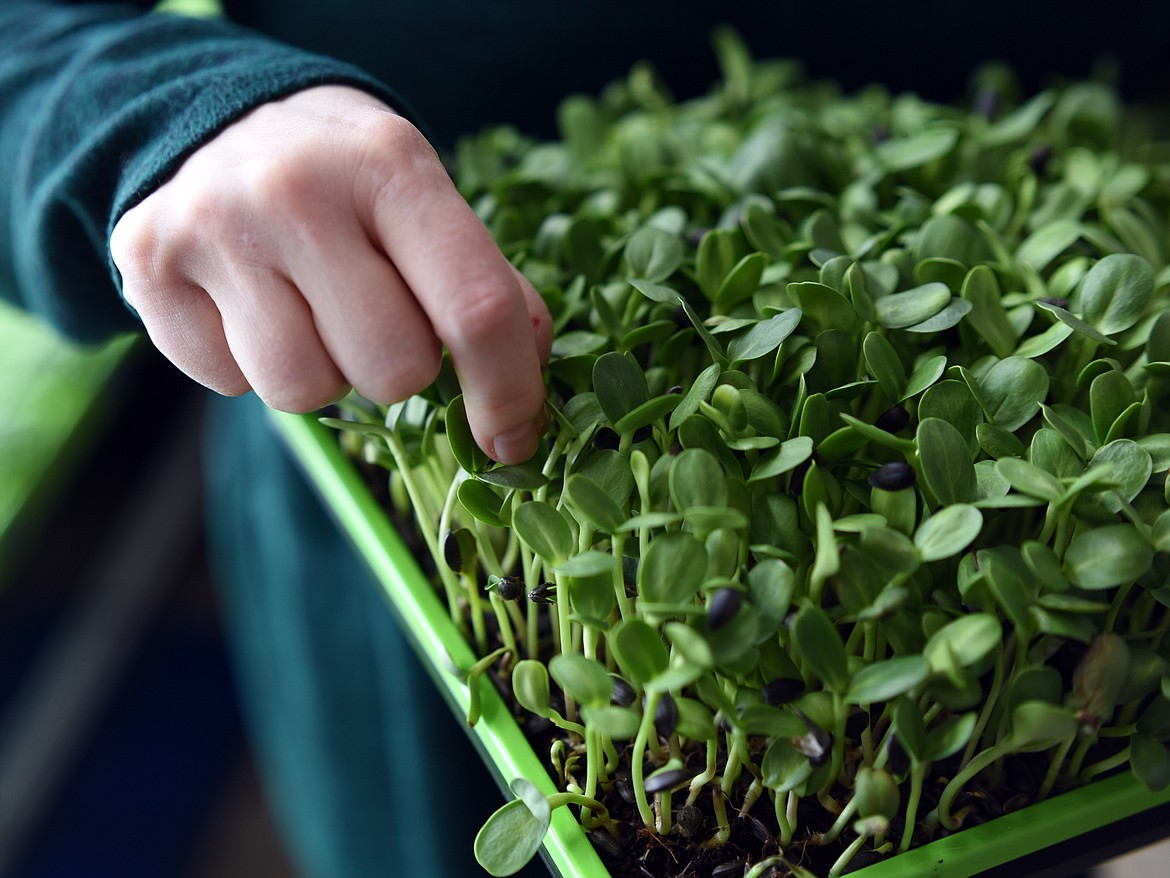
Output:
[{"xmin": 0, "ymin": 0, "xmax": 404, "ymax": 342}]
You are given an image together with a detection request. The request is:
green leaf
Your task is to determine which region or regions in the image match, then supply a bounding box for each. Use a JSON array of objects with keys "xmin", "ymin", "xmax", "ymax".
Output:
[
  {"xmin": 745, "ymin": 559, "xmax": 796, "ymax": 635},
  {"xmin": 961, "ymin": 266, "xmax": 1017, "ymax": 358},
  {"xmin": 1132, "ymin": 734, "xmax": 1170, "ymax": 792},
  {"xmin": 727, "ymin": 309, "xmax": 803, "ymax": 363},
  {"xmin": 458, "ymin": 479, "xmax": 506, "ymax": 527},
  {"xmin": 638, "ymin": 532, "xmax": 707, "ymax": 605},
  {"xmin": 670, "ymin": 448, "xmax": 729, "ymax": 510},
  {"xmin": 1008, "ymin": 701, "xmax": 1078, "ymax": 751},
  {"xmin": 446, "ymin": 394, "xmax": 491, "ymax": 473},
  {"xmin": 748, "ymin": 436, "xmax": 815, "ymax": 483},
  {"xmin": 564, "ymin": 473, "xmax": 626, "ymax": 534},
  {"xmin": 894, "ymin": 697, "xmax": 927, "ymax": 763},
  {"xmin": 979, "ymin": 357, "xmax": 1049, "ymax": 431},
  {"xmin": 904, "ymin": 297, "xmax": 973, "ymax": 333},
  {"xmin": 1064, "ymin": 524, "xmax": 1153, "ymax": 590},
  {"xmin": 1077, "ymin": 253, "xmax": 1155, "ymax": 336},
  {"xmin": 478, "ymin": 460, "xmax": 550, "ymax": 490},
  {"xmin": 673, "ymin": 697, "xmax": 719, "ymax": 741},
  {"xmin": 845, "ymin": 656, "xmax": 931, "ymax": 705},
  {"xmin": 593, "ymin": 351, "xmax": 649, "ymax": 423},
  {"xmin": 792, "ymin": 601, "xmax": 849, "ymax": 694},
  {"xmin": 697, "ymin": 228, "xmax": 737, "ymax": 301},
  {"xmin": 919, "ymin": 380, "xmax": 984, "ymax": 453},
  {"xmin": 738, "ymin": 705, "xmax": 808, "ymax": 738},
  {"xmin": 924, "ymin": 613, "xmax": 1001, "ymax": 672},
  {"xmin": 625, "ymin": 226, "xmax": 684, "ymax": 282},
  {"xmin": 914, "ymin": 504, "xmax": 983, "ymax": 562},
  {"xmin": 669, "ymin": 362, "xmax": 722, "ymax": 430},
  {"xmin": 1016, "ymin": 219, "xmax": 1083, "ymax": 271},
  {"xmin": 903, "ymin": 354, "xmax": 948, "ymax": 400},
  {"xmin": 762, "ymin": 739, "xmax": 815, "ymax": 793},
  {"xmin": 629, "ymin": 278, "xmax": 683, "ymax": 305},
  {"xmin": 550, "ymin": 653, "xmax": 613, "ymax": 708},
  {"xmin": 1090, "ymin": 370, "xmax": 1137, "ymax": 445},
  {"xmin": 790, "ymin": 282, "xmax": 860, "ymax": 335},
  {"xmin": 512, "ymin": 500, "xmax": 574, "ymax": 564},
  {"xmin": 997, "ymin": 457, "xmax": 1063, "ymax": 502},
  {"xmin": 613, "ymin": 393, "xmax": 681, "ymax": 435},
  {"xmin": 742, "ymin": 199, "xmax": 789, "ymax": 258},
  {"xmin": 610, "ymin": 618, "xmax": 670, "ymax": 686},
  {"xmin": 474, "ymin": 782, "xmax": 551, "ymax": 877},
  {"xmin": 666, "ymin": 621, "xmax": 715, "ymax": 669},
  {"xmin": 876, "ymin": 127, "xmax": 958, "ymax": 172},
  {"xmin": 1080, "ymin": 439, "xmax": 1154, "ymax": 515},
  {"xmin": 716, "ymin": 252, "xmax": 768, "ymax": 308},
  {"xmin": 917, "ymin": 418, "xmax": 979, "ymax": 505},
  {"xmin": 923, "ymin": 712, "xmax": 978, "ymax": 762},
  {"xmin": 862, "ymin": 331, "xmax": 907, "ymax": 401},
  {"xmin": 512, "ymin": 659, "xmax": 553, "ymax": 717},
  {"xmin": 874, "ymin": 282, "xmax": 952, "ymax": 329},
  {"xmin": 1035, "ymin": 301, "xmax": 1116, "ymax": 346},
  {"xmin": 581, "ymin": 705, "xmax": 642, "ymax": 740}
]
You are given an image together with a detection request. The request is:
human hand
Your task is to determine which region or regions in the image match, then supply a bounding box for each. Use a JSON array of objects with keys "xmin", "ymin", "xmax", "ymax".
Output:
[{"xmin": 110, "ymin": 85, "xmax": 552, "ymax": 464}]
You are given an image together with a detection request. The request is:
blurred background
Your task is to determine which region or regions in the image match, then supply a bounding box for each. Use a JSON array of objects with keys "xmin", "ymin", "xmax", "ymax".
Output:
[
  {"xmin": 0, "ymin": 300, "xmax": 294, "ymax": 878},
  {"xmin": 0, "ymin": 299, "xmax": 1166, "ymax": 878}
]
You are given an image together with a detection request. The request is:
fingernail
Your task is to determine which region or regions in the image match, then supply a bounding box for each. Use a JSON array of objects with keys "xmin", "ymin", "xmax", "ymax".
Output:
[{"xmin": 491, "ymin": 419, "xmax": 539, "ymax": 465}]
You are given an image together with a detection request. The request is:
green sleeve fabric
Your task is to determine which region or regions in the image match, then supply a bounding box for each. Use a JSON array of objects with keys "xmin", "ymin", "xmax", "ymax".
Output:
[{"xmin": 0, "ymin": 0, "xmax": 403, "ymax": 341}]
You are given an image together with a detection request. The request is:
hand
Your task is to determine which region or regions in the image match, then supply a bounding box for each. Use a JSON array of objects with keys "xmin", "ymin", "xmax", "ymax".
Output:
[{"xmin": 110, "ymin": 85, "xmax": 552, "ymax": 464}]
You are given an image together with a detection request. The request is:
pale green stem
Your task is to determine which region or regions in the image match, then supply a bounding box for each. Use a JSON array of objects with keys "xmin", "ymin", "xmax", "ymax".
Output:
[
  {"xmin": 1065, "ymin": 733, "xmax": 1097, "ymax": 782},
  {"xmin": 385, "ymin": 433, "xmax": 464, "ymax": 630},
  {"xmin": 630, "ymin": 690, "xmax": 661, "ymax": 829},
  {"xmin": 685, "ymin": 737, "xmax": 719, "ymax": 807},
  {"xmin": 739, "ymin": 778, "xmax": 764, "ymax": 817},
  {"xmin": 1037, "ymin": 736, "xmax": 1075, "ymax": 801},
  {"xmin": 1080, "ymin": 744, "xmax": 1132, "ymax": 784},
  {"xmin": 818, "ymin": 798, "xmax": 858, "ymax": 846},
  {"xmin": 898, "ymin": 762, "xmax": 926, "ymax": 854},
  {"xmin": 711, "ymin": 785, "xmax": 731, "ymax": 846},
  {"xmin": 828, "ymin": 832, "xmax": 869, "ymax": 878},
  {"xmin": 610, "ymin": 531, "xmax": 634, "ymax": 620},
  {"xmin": 936, "ymin": 742, "xmax": 1013, "ymax": 830},
  {"xmin": 547, "ymin": 791, "xmax": 608, "ymax": 820},
  {"xmin": 962, "ymin": 638, "xmax": 1007, "ymax": 768},
  {"xmin": 775, "ymin": 791, "xmax": 794, "ymax": 847}
]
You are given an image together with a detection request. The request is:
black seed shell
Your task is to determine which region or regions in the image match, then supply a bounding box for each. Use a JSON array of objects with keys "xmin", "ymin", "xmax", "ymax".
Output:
[
  {"xmin": 652, "ymin": 691, "xmax": 678, "ymax": 738},
  {"xmin": 761, "ymin": 677, "xmax": 805, "ymax": 706},
  {"xmin": 707, "ymin": 587, "xmax": 743, "ymax": 630},
  {"xmin": 494, "ymin": 575, "xmax": 524, "ymax": 601},
  {"xmin": 643, "ymin": 767, "xmax": 689, "ymax": 794},
  {"xmin": 874, "ymin": 404, "xmax": 910, "ymax": 434},
  {"xmin": 868, "ymin": 460, "xmax": 917, "ymax": 491},
  {"xmin": 610, "ymin": 675, "xmax": 637, "ymax": 707}
]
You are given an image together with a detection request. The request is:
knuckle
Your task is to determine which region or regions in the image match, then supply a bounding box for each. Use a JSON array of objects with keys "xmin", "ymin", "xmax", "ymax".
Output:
[
  {"xmin": 445, "ymin": 280, "xmax": 520, "ymax": 346},
  {"xmin": 353, "ymin": 338, "xmax": 442, "ymax": 404},
  {"xmin": 255, "ymin": 373, "xmax": 349, "ymax": 414}
]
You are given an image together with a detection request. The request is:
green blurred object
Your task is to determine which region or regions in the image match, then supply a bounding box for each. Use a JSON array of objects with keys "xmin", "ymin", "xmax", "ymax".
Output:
[{"xmin": 0, "ymin": 300, "xmax": 135, "ymax": 571}]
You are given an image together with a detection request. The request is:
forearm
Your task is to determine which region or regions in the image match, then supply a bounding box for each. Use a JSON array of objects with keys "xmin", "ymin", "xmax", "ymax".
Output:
[{"xmin": 0, "ymin": 0, "xmax": 401, "ymax": 341}]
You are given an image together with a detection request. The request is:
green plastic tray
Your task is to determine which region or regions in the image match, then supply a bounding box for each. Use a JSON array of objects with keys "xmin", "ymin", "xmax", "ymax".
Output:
[
  {"xmin": 273, "ymin": 409, "xmax": 1170, "ymax": 878},
  {"xmin": 0, "ymin": 301, "xmax": 136, "ymax": 571}
]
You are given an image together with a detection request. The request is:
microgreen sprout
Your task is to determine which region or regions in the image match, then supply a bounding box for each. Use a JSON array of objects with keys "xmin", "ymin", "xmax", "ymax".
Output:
[{"xmin": 326, "ymin": 26, "xmax": 1170, "ymax": 878}]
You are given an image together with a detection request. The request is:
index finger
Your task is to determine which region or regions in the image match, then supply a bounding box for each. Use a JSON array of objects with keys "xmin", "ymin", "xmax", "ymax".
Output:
[{"xmin": 363, "ymin": 119, "xmax": 550, "ymax": 464}]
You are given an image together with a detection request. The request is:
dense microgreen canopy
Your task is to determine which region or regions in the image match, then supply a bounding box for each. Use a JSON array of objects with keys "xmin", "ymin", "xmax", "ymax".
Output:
[{"xmin": 327, "ymin": 28, "xmax": 1170, "ymax": 878}]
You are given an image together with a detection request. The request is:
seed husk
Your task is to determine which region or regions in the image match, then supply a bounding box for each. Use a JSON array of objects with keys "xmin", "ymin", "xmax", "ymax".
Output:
[
  {"xmin": 868, "ymin": 460, "xmax": 917, "ymax": 491},
  {"xmin": 643, "ymin": 767, "xmax": 690, "ymax": 794},
  {"xmin": 874, "ymin": 404, "xmax": 910, "ymax": 434},
  {"xmin": 494, "ymin": 575, "xmax": 524, "ymax": 601},
  {"xmin": 761, "ymin": 677, "xmax": 805, "ymax": 706},
  {"xmin": 707, "ymin": 587, "xmax": 743, "ymax": 630},
  {"xmin": 653, "ymin": 691, "xmax": 679, "ymax": 737},
  {"xmin": 611, "ymin": 674, "xmax": 637, "ymax": 707}
]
